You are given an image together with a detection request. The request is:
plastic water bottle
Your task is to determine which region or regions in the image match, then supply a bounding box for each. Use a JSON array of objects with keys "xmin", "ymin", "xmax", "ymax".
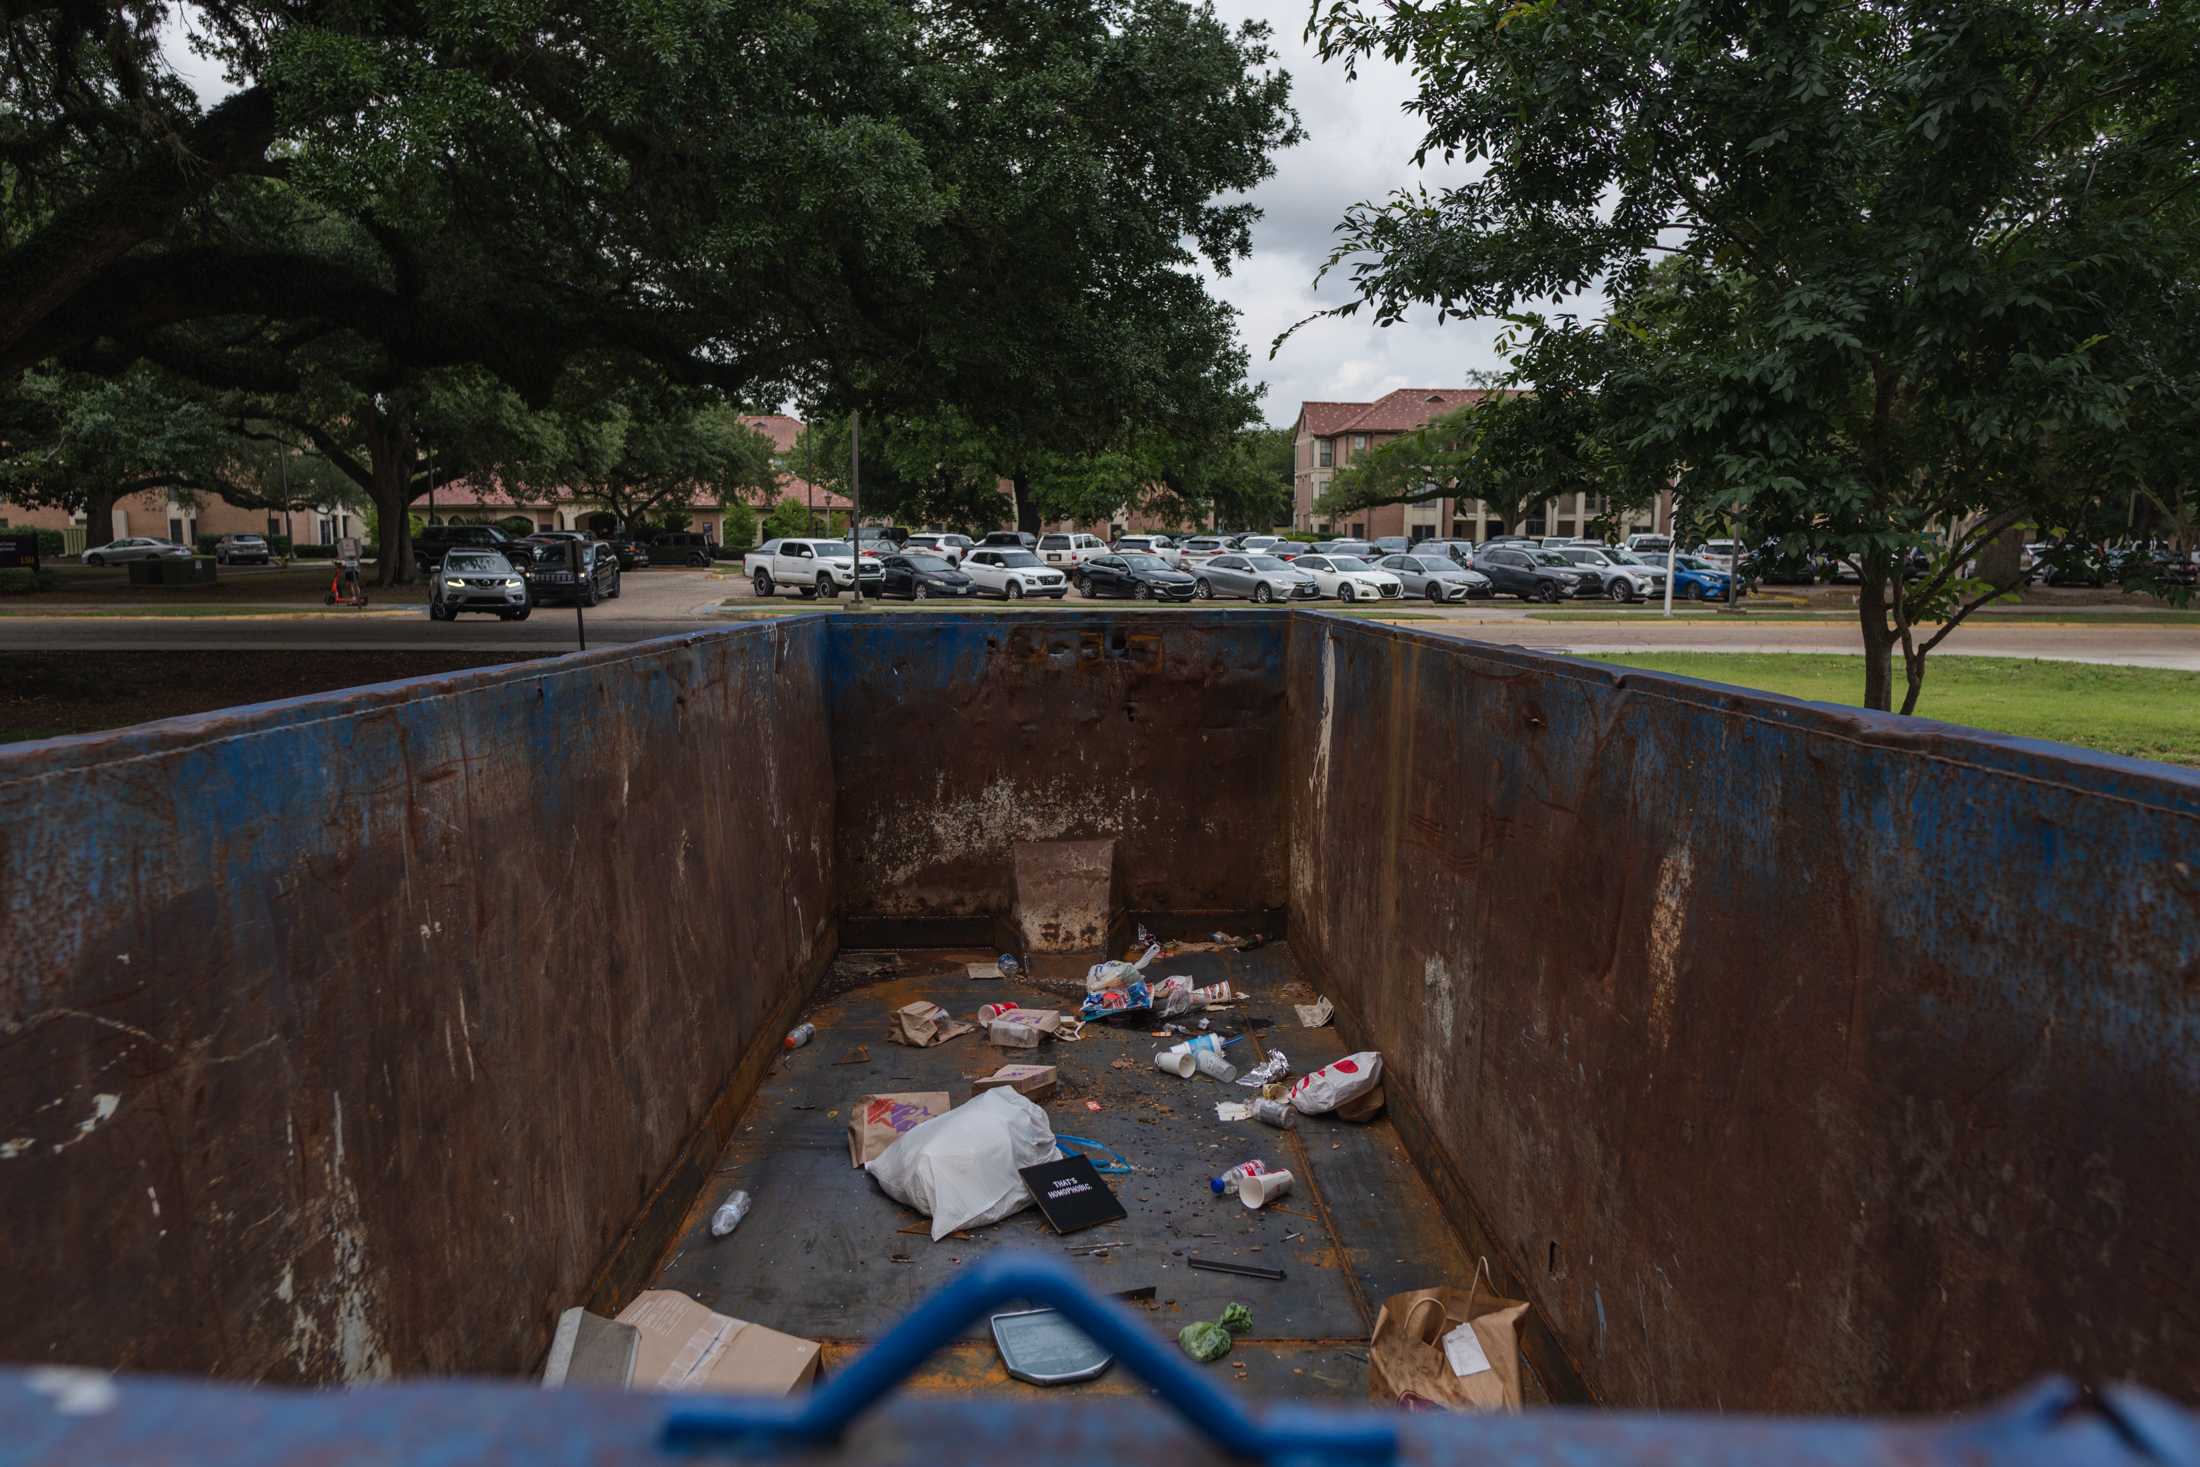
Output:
[
  {"xmin": 784, "ymin": 1023, "xmax": 815, "ymax": 1050},
  {"xmin": 1210, "ymin": 1160, "xmax": 1266, "ymax": 1195},
  {"xmin": 709, "ymin": 1189, "xmax": 753, "ymax": 1237},
  {"xmin": 1252, "ymin": 1098, "xmax": 1297, "ymax": 1129},
  {"xmin": 1194, "ymin": 1049, "xmax": 1238, "ymax": 1083}
]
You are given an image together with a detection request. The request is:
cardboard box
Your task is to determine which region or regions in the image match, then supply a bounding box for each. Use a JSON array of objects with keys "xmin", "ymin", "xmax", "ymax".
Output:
[
  {"xmin": 614, "ymin": 1290, "xmax": 822, "ymax": 1395},
  {"xmin": 847, "ymin": 1092, "xmax": 952, "ymax": 1167},
  {"xmin": 973, "ymin": 1063, "xmax": 1059, "ymax": 1103}
]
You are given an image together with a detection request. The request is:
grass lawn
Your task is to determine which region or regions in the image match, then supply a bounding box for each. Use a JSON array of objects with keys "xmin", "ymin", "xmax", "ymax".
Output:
[
  {"xmin": 1576, "ymin": 652, "xmax": 2200, "ymax": 767},
  {"xmin": 1530, "ymin": 607, "xmax": 2200, "ymax": 625},
  {"xmin": 714, "ymin": 600, "xmax": 1442, "ymax": 620}
]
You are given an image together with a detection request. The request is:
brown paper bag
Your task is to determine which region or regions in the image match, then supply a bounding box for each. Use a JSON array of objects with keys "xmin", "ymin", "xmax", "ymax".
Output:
[
  {"xmin": 887, "ymin": 1001, "xmax": 975, "ymax": 1047},
  {"xmin": 1367, "ymin": 1261, "xmax": 1530, "ymax": 1412},
  {"xmin": 846, "ymin": 1092, "xmax": 952, "ymax": 1166}
]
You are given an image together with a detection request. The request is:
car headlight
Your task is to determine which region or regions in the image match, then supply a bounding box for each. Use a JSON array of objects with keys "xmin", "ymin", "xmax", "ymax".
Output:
[{"xmin": 505, "ymin": 578, "xmax": 524, "ymax": 588}]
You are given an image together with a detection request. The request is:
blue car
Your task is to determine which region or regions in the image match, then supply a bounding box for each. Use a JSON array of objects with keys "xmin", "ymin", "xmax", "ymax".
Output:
[{"xmin": 1667, "ymin": 553, "xmax": 1736, "ymax": 601}]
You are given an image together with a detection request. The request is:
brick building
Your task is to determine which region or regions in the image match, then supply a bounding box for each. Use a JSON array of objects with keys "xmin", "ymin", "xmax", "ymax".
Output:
[{"xmin": 1292, "ymin": 388, "xmax": 1669, "ymax": 542}]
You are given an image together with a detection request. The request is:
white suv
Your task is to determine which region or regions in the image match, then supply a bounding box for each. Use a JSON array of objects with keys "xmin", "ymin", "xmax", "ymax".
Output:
[
  {"xmin": 1037, "ymin": 532, "xmax": 1108, "ymax": 569},
  {"xmin": 1112, "ymin": 535, "xmax": 1181, "ymax": 566},
  {"xmin": 1178, "ymin": 535, "xmax": 1231, "ymax": 564}
]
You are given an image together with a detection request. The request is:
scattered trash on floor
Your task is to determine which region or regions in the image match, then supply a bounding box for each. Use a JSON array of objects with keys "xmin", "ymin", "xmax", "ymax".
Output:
[
  {"xmin": 1239, "ymin": 1169, "xmax": 1293, "ymax": 1209},
  {"xmin": 1251, "ymin": 1097, "xmax": 1296, "ymax": 1128},
  {"xmin": 1080, "ymin": 981, "xmax": 1153, "ymax": 1022},
  {"xmin": 987, "ymin": 1013, "xmax": 1058, "ymax": 1048},
  {"xmin": 1154, "ymin": 1047, "xmax": 1196, "ymax": 1078},
  {"xmin": 541, "ymin": 1306, "xmax": 639, "ymax": 1387},
  {"xmin": 999, "ymin": 953, "xmax": 1023, "ymax": 979},
  {"xmin": 1295, "ymin": 997, "xmax": 1335, "ymax": 1029},
  {"xmin": 1110, "ymin": 1056, "xmax": 1139, "ymax": 1071},
  {"xmin": 1178, "ymin": 1302, "xmax": 1253, "ymax": 1362},
  {"xmin": 615, "ymin": 1290, "xmax": 822, "ymax": 1394},
  {"xmin": 709, "ymin": 1189, "xmax": 753, "ymax": 1237},
  {"xmin": 973, "ymin": 1063, "xmax": 1059, "ymax": 1101},
  {"xmin": 1019, "ymin": 1153, "xmax": 1128, "ymax": 1233},
  {"xmin": 888, "ymin": 1000, "xmax": 976, "ymax": 1047},
  {"xmin": 993, "ymin": 1306, "xmax": 1115, "ymax": 1385},
  {"xmin": 784, "ymin": 1022, "xmax": 816, "ymax": 1050},
  {"xmin": 1086, "ymin": 958, "xmax": 1141, "ymax": 993},
  {"xmin": 1214, "ymin": 1100, "xmax": 1253, "ymax": 1122},
  {"xmin": 847, "ymin": 1092, "xmax": 952, "ymax": 1166},
  {"xmin": 1189, "ymin": 1256, "xmax": 1286, "ymax": 1282},
  {"xmin": 832, "ymin": 1045, "xmax": 871, "ymax": 1066},
  {"xmin": 1195, "ymin": 1049, "xmax": 1238, "ymax": 1083},
  {"xmin": 1210, "ymin": 1160, "xmax": 1268, "ymax": 1196},
  {"xmin": 1368, "ymin": 1262, "xmax": 1531, "ymax": 1411},
  {"xmin": 1289, "ymin": 1051, "xmax": 1383, "ymax": 1114},
  {"xmin": 1084, "ymin": 1099, "xmax": 1103, "ymax": 1112},
  {"xmin": 1235, "ymin": 1052, "xmax": 1289, "ymax": 1087},
  {"xmin": 866, "ymin": 1087, "xmax": 1060, "ymax": 1240},
  {"xmin": 967, "ymin": 961, "xmax": 1003, "ymax": 980}
]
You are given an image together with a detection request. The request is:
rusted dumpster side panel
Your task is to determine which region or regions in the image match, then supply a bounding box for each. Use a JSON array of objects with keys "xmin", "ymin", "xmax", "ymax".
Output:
[
  {"xmin": 1284, "ymin": 615, "xmax": 2200, "ymax": 1414},
  {"xmin": 0, "ymin": 625, "xmax": 837, "ymax": 1382},
  {"xmin": 826, "ymin": 613, "xmax": 1288, "ymax": 933}
]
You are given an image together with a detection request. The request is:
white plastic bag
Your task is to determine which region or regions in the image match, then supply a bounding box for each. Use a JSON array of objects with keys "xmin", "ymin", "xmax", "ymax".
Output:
[
  {"xmin": 1289, "ymin": 1051, "xmax": 1383, "ymax": 1115},
  {"xmin": 865, "ymin": 1087, "xmax": 1061, "ymax": 1240},
  {"xmin": 1086, "ymin": 959, "xmax": 1140, "ymax": 994}
]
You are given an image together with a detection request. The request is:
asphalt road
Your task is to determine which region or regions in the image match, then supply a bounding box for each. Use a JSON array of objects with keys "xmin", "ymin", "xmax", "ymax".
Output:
[{"xmin": 3, "ymin": 569, "xmax": 2195, "ymax": 667}]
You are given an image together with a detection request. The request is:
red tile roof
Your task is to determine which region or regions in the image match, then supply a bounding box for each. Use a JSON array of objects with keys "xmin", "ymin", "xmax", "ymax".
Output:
[
  {"xmin": 740, "ymin": 414, "xmax": 804, "ymax": 454},
  {"xmin": 1335, "ymin": 388, "xmax": 1502, "ymax": 435},
  {"xmin": 1297, "ymin": 401, "xmax": 1369, "ymax": 438}
]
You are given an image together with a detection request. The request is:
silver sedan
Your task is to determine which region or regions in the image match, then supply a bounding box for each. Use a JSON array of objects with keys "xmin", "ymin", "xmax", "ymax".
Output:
[
  {"xmin": 82, "ymin": 537, "xmax": 193, "ymax": 565},
  {"xmin": 1193, "ymin": 553, "xmax": 1321, "ymax": 604},
  {"xmin": 1378, "ymin": 553, "xmax": 1492, "ymax": 603}
]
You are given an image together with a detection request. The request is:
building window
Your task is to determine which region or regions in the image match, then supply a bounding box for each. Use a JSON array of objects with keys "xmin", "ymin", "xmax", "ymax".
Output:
[
  {"xmin": 1352, "ymin": 435, "xmax": 1368, "ymax": 454},
  {"xmin": 1317, "ymin": 440, "xmax": 1334, "ymax": 468}
]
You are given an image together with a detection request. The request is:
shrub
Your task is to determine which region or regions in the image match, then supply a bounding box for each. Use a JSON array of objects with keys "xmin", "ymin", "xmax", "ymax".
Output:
[
  {"xmin": 762, "ymin": 497, "xmax": 810, "ymax": 540},
  {"xmin": 0, "ymin": 568, "xmax": 58, "ymax": 594},
  {"xmin": 722, "ymin": 499, "xmax": 759, "ymax": 551},
  {"xmin": 33, "ymin": 529, "xmax": 65, "ymax": 557}
]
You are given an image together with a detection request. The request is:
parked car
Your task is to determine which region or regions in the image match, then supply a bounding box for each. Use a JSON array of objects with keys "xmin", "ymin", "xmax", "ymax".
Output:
[
  {"xmin": 416, "ymin": 523, "xmax": 532, "ymax": 573},
  {"xmin": 744, "ymin": 537, "xmax": 882, "ymax": 598},
  {"xmin": 1369, "ymin": 536, "xmax": 1411, "ymax": 559},
  {"xmin": 1290, "ymin": 553, "xmax": 1402, "ymax": 602},
  {"xmin": 853, "ymin": 526, "xmax": 908, "ymax": 556},
  {"xmin": 1624, "ymin": 533, "xmax": 1674, "ymax": 556},
  {"xmin": 1111, "ymin": 535, "xmax": 1182, "ymax": 566},
  {"xmin": 213, "ymin": 533, "xmax": 273, "ymax": 566},
  {"xmin": 1075, "ymin": 553, "xmax": 1197, "ymax": 600},
  {"xmin": 1554, "ymin": 547, "xmax": 1660, "ymax": 603},
  {"xmin": 976, "ymin": 531, "xmax": 1039, "ymax": 552},
  {"xmin": 960, "ymin": 547, "xmax": 1068, "ymax": 599},
  {"xmin": 1177, "ymin": 535, "xmax": 1232, "ymax": 564},
  {"xmin": 524, "ymin": 540, "xmax": 622, "ymax": 605},
  {"xmin": 83, "ymin": 536, "xmax": 192, "ymax": 565},
  {"xmin": 1233, "ymin": 534, "xmax": 1286, "ymax": 556},
  {"xmin": 1695, "ymin": 538, "xmax": 1742, "ymax": 571},
  {"xmin": 428, "ymin": 550, "xmax": 531, "ymax": 621},
  {"xmin": 1377, "ymin": 553, "xmax": 1491, "ymax": 602},
  {"xmin": 1472, "ymin": 544, "xmax": 1598, "ymax": 602},
  {"xmin": 1311, "ymin": 538, "xmax": 1376, "ymax": 559},
  {"xmin": 603, "ymin": 534, "xmax": 652, "ymax": 570},
  {"xmin": 1037, "ymin": 532, "xmax": 1109, "ymax": 569},
  {"xmin": 1602, "ymin": 545, "xmax": 1674, "ymax": 589},
  {"xmin": 1665, "ymin": 553, "xmax": 1736, "ymax": 601},
  {"xmin": 902, "ymin": 533, "xmax": 974, "ymax": 564},
  {"xmin": 878, "ymin": 553, "xmax": 977, "ymax": 600},
  {"xmin": 1194, "ymin": 553, "xmax": 1320, "ymax": 603},
  {"xmin": 637, "ymin": 531, "xmax": 711, "ymax": 567},
  {"xmin": 1415, "ymin": 538, "xmax": 1479, "ymax": 567}
]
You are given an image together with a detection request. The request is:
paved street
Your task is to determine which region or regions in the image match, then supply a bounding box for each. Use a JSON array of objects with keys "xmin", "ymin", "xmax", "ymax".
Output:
[{"xmin": 1, "ymin": 568, "xmax": 2194, "ymax": 667}]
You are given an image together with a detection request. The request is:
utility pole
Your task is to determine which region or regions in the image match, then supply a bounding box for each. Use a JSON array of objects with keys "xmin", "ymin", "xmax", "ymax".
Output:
[
  {"xmin": 806, "ymin": 422, "xmax": 816, "ymax": 537},
  {"xmin": 1663, "ymin": 496, "xmax": 1679, "ymax": 617},
  {"xmin": 849, "ymin": 410, "xmax": 863, "ymax": 605}
]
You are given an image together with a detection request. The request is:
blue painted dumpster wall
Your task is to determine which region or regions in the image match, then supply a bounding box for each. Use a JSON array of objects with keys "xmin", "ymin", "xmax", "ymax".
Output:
[
  {"xmin": 0, "ymin": 623, "xmax": 838, "ymax": 1381},
  {"xmin": 1283, "ymin": 615, "xmax": 2200, "ymax": 1412}
]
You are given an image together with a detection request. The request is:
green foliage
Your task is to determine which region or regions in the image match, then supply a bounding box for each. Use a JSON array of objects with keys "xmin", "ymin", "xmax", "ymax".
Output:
[
  {"xmin": 495, "ymin": 515, "xmax": 534, "ymax": 538},
  {"xmin": 1306, "ymin": 0, "xmax": 2200, "ymax": 709},
  {"xmin": 0, "ymin": 568, "xmax": 57, "ymax": 594},
  {"xmin": 721, "ymin": 499, "xmax": 759, "ymax": 552},
  {"xmin": 763, "ymin": 497, "xmax": 812, "ymax": 541}
]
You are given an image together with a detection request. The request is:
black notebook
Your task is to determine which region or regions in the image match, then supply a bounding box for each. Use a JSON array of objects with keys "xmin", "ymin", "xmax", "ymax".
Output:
[{"xmin": 1019, "ymin": 1156, "xmax": 1127, "ymax": 1235}]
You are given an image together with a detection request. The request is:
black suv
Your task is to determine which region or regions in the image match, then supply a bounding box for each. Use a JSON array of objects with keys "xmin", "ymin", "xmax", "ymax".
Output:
[
  {"xmin": 648, "ymin": 531, "xmax": 716, "ymax": 567},
  {"xmin": 415, "ymin": 524, "xmax": 533, "ymax": 574},
  {"xmin": 1474, "ymin": 544, "xmax": 1597, "ymax": 602},
  {"xmin": 524, "ymin": 540, "xmax": 622, "ymax": 605}
]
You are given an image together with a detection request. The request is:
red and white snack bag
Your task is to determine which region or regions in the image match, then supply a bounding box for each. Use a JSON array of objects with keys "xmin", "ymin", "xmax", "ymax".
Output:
[{"xmin": 1289, "ymin": 1052, "xmax": 1383, "ymax": 1115}]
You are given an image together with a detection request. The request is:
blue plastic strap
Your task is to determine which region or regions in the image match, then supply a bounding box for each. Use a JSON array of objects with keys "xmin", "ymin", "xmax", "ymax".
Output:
[
  {"xmin": 660, "ymin": 1251, "xmax": 1397, "ymax": 1462},
  {"xmin": 1054, "ymin": 1133, "xmax": 1134, "ymax": 1174}
]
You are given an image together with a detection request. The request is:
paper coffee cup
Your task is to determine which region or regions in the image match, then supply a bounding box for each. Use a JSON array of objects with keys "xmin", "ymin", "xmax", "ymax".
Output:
[
  {"xmin": 1239, "ymin": 1168, "xmax": 1293, "ymax": 1209},
  {"xmin": 1154, "ymin": 1047, "xmax": 1197, "ymax": 1078}
]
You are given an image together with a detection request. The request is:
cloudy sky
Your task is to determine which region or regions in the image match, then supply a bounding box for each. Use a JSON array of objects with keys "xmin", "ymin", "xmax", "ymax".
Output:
[{"xmin": 1202, "ymin": 0, "xmax": 1512, "ymax": 427}]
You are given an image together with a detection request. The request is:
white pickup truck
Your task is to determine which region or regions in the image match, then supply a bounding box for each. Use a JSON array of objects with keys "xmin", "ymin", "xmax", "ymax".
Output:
[{"xmin": 743, "ymin": 538, "xmax": 883, "ymax": 598}]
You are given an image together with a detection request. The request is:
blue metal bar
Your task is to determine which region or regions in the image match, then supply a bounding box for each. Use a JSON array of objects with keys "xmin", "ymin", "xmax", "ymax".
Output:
[{"xmin": 659, "ymin": 1251, "xmax": 1399, "ymax": 1461}]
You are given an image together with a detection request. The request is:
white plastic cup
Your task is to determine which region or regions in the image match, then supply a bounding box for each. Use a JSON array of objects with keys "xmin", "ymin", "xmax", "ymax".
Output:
[
  {"xmin": 1239, "ymin": 1168, "xmax": 1294, "ymax": 1209},
  {"xmin": 1154, "ymin": 1047, "xmax": 1197, "ymax": 1078},
  {"xmin": 1194, "ymin": 1050, "xmax": 1238, "ymax": 1083}
]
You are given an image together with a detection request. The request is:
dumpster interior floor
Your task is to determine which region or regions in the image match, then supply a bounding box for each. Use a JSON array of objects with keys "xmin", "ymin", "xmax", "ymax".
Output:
[{"xmin": 650, "ymin": 941, "xmax": 1516, "ymax": 1401}]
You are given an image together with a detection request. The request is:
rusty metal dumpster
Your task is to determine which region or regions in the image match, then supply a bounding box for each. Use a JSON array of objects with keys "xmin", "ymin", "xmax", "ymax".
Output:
[{"xmin": 1, "ymin": 610, "xmax": 2194, "ymax": 1451}]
